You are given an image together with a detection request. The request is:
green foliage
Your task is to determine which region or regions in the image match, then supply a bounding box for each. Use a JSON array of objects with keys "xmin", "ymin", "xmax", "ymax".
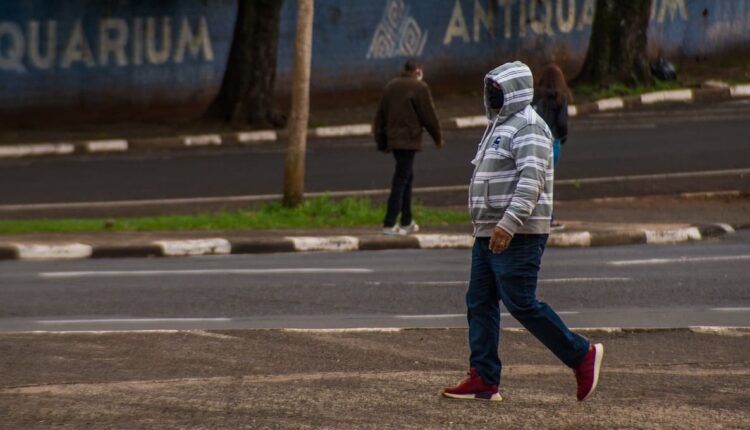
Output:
[{"xmin": 0, "ymin": 196, "xmax": 468, "ymax": 234}]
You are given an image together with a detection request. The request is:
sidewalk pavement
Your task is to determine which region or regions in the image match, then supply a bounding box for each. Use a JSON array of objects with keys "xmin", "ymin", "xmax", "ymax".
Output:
[
  {"xmin": 0, "ymin": 194, "xmax": 748, "ymax": 261},
  {"xmin": 1, "ymin": 327, "xmax": 747, "ymax": 429},
  {"xmin": 1, "ymin": 82, "xmax": 749, "ymax": 159}
]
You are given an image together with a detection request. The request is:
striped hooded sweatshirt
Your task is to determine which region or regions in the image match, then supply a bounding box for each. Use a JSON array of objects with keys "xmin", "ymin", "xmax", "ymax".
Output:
[{"xmin": 469, "ymin": 61, "xmax": 554, "ymax": 238}]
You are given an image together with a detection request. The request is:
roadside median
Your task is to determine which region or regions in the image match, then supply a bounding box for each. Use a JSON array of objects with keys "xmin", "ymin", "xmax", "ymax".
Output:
[
  {"xmin": 1, "ymin": 81, "xmax": 749, "ymax": 159},
  {"xmin": 0, "ymin": 193, "xmax": 746, "ymax": 261}
]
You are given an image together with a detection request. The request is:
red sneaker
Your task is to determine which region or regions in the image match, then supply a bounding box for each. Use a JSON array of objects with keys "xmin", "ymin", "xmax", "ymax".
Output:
[
  {"xmin": 442, "ymin": 368, "xmax": 502, "ymax": 401},
  {"xmin": 575, "ymin": 343, "xmax": 604, "ymax": 401}
]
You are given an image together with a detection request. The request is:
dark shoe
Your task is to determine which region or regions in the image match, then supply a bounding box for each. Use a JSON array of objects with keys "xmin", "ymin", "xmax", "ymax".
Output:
[
  {"xmin": 442, "ymin": 368, "xmax": 502, "ymax": 401},
  {"xmin": 574, "ymin": 343, "xmax": 604, "ymax": 401}
]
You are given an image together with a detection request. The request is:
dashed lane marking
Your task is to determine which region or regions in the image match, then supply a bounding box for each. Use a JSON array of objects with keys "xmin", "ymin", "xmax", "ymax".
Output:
[
  {"xmin": 609, "ymin": 255, "xmax": 750, "ymax": 266},
  {"xmin": 38, "ymin": 268, "xmax": 374, "ymax": 278}
]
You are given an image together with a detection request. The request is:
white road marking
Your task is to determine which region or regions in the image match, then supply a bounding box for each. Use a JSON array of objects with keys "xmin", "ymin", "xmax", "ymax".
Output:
[
  {"xmin": 403, "ymin": 278, "xmax": 631, "ymax": 287},
  {"xmin": 405, "ymin": 281, "xmax": 467, "ymax": 286},
  {"xmin": 4, "ymin": 168, "xmax": 748, "ymax": 214},
  {"xmin": 556, "ymin": 168, "xmax": 750, "ymax": 186},
  {"xmin": 36, "ymin": 318, "xmax": 232, "ymax": 324},
  {"xmin": 395, "ymin": 314, "xmax": 465, "ymax": 319},
  {"xmin": 39, "ymin": 268, "xmax": 374, "ymax": 278},
  {"xmin": 395, "ymin": 311, "xmax": 579, "ymax": 319},
  {"xmin": 540, "ymin": 277, "xmax": 632, "ymax": 284},
  {"xmin": 711, "ymin": 308, "xmax": 750, "ymax": 312},
  {"xmin": 609, "ymin": 255, "xmax": 750, "ymax": 266}
]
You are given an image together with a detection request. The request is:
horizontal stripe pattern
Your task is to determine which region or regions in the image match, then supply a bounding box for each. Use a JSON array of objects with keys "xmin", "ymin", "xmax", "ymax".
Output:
[{"xmin": 472, "ymin": 61, "xmax": 553, "ymax": 237}]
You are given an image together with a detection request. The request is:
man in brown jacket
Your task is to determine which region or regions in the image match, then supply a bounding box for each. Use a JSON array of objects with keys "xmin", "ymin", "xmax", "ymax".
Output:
[{"xmin": 374, "ymin": 59, "xmax": 443, "ymax": 235}]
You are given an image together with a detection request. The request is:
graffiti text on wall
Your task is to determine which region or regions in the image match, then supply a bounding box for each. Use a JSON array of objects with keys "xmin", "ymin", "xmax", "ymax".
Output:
[
  {"xmin": 443, "ymin": 0, "xmax": 689, "ymax": 45},
  {"xmin": 0, "ymin": 16, "xmax": 214, "ymax": 73}
]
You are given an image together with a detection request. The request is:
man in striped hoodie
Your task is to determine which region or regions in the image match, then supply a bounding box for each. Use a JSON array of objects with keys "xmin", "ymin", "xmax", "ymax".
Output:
[{"xmin": 442, "ymin": 62, "xmax": 604, "ymax": 402}]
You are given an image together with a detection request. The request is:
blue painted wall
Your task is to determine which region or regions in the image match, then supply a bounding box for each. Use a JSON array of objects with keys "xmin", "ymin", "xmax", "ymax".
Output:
[
  {"xmin": 276, "ymin": 0, "xmax": 750, "ymax": 96},
  {"xmin": 0, "ymin": 0, "xmax": 237, "ymax": 121},
  {"xmin": 0, "ymin": 0, "xmax": 747, "ymax": 121}
]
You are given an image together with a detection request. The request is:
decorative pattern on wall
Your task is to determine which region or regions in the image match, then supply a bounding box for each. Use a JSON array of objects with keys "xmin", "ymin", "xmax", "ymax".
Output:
[{"xmin": 366, "ymin": 0, "xmax": 428, "ymax": 59}]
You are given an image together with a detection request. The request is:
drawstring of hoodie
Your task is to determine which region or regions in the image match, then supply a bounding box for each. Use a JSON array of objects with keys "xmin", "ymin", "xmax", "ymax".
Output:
[{"xmin": 471, "ymin": 115, "xmax": 500, "ymax": 166}]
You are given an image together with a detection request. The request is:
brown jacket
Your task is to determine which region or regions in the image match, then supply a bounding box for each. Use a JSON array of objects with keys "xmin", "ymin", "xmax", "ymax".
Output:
[{"xmin": 373, "ymin": 74, "xmax": 442, "ymax": 151}]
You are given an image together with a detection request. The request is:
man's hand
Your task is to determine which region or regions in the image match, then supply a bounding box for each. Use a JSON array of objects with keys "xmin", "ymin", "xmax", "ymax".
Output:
[{"xmin": 489, "ymin": 226, "xmax": 512, "ymax": 254}]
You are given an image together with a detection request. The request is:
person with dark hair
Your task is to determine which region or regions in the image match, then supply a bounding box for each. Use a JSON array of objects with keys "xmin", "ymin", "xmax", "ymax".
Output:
[
  {"xmin": 442, "ymin": 61, "xmax": 603, "ymax": 403},
  {"xmin": 373, "ymin": 59, "xmax": 443, "ymax": 235},
  {"xmin": 533, "ymin": 64, "xmax": 573, "ymax": 229}
]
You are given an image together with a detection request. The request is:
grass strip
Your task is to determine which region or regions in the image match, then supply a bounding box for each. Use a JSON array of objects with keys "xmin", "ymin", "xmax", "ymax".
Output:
[{"xmin": 0, "ymin": 196, "xmax": 468, "ymax": 234}]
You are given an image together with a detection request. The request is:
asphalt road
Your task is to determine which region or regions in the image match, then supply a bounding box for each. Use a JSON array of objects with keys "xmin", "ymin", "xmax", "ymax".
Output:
[
  {"xmin": 1, "ymin": 230, "xmax": 748, "ymax": 332},
  {"xmin": 1, "ymin": 100, "xmax": 750, "ymax": 205}
]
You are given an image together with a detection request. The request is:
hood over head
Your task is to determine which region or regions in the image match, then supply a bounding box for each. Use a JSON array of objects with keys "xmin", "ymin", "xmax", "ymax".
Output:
[{"xmin": 483, "ymin": 61, "xmax": 534, "ymax": 120}]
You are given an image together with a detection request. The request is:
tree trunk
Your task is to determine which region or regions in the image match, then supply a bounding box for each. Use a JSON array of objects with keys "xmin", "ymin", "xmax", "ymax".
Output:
[
  {"xmin": 282, "ymin": 0, "xmax": 314, "ymax": 208},
  {"xmin": 575, "ymin": 0, "xmax": 653, "ymax": 87},
  {"xmin": 205, "ymin": 0, "xmax": 285, "ymax": 128}
]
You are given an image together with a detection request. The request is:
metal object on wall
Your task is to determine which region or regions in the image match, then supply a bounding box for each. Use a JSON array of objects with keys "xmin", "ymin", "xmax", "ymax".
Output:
[{"xmin": 0, "ymin": 0, "xmax": 238, "ymax": 123}]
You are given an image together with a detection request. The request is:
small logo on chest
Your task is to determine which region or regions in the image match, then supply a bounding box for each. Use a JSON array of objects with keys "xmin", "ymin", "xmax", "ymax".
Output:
[{"xmin": 490, "ymin": 136, "xmax": 502, "ymax": 150}]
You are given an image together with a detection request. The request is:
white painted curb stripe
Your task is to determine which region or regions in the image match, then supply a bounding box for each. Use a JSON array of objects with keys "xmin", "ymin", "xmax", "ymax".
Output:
[
  {"xmin": 453, "ymin": 116, "xmax": 488, "ymax": 128},
  {"xmin": 311, "ymin": 124, "xmax": 372, "ymax": 138},
  {"xmin": 154, "ymin": 238, "xmax": 231, "ymax": 256},
  {"xmin": 596, "ymin": 98, "xmax": 624, "ymax": 111},
  {"xmin": 713, "ymin": 223, "xmax": 735, "ymax": 233},
  {"xmin": 730, "ymin": 84, "xmax": 750, "ymax": 97},
  {"xmin": 641, "ymin": 89, "xmax": 693, "ymax": 104},
  {"xmin": 547, "ymin": 231, "xmax": 591, "ymax": 247},
  {"xmin": 0, "ymin": 143, "xmax": 75, "ymax": 158},
  {"xmin": 14, "ymin": 243, "xmax": 92, "ymax": 260},
  {"xmin": 644, "ymin": 227, "xmax": 701, "ymax": 244},
  {"xmin": 85, "ymin": 139, "xmax": 128, "ymax": 153},
  {"xmin": 237, "ymin": 130, "xmax": 277, "ymax": 143},
  {"xmin": 414, "ymin": 234, "xmax": 473, "ymax": 249},
  {"xmin": 567, "ymin": 105, "xmax": 578, "ymax": 117},
  {"xmin": 287, "ymin": 236, "xmax": 360, "ymax": 252},
  {"xmin": 183, "ymin": 134, "xmax": 222, "ymax": 146}
]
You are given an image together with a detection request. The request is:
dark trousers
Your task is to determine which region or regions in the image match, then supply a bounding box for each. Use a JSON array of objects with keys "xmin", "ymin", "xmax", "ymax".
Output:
[
  {"xmin": 384, "ymin": 149, "xmax": 416, "ymax": 227},
  {"xmin": 467, "ymin": 235, "xmax": 589, "ymax": 385}
]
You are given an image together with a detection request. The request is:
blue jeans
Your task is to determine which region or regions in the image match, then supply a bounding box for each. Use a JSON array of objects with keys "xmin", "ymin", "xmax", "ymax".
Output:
[{"xmin": 467, "ymin": 235, "xmax": 589, "ymax": 385}]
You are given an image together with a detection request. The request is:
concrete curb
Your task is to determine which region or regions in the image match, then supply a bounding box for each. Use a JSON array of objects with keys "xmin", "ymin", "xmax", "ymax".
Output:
[
  {"xmin": 0, "ymin": 223, "xmax": 741, "ymax": 261},
  {"xmin": 1, "ymin": 83, "xmax": 749, "ymax": 159}
]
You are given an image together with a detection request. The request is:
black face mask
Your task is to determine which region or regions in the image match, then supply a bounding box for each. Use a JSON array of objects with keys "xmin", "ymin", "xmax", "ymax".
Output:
[{"xmin": 487, "ymin": 85, "xmax": 504, "ymax": 109}]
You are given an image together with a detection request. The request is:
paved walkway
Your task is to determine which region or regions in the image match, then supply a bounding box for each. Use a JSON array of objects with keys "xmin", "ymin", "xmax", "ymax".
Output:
[{"xmin": 0, "ymin": 328, "xmax": 747, "ymax": 429}]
